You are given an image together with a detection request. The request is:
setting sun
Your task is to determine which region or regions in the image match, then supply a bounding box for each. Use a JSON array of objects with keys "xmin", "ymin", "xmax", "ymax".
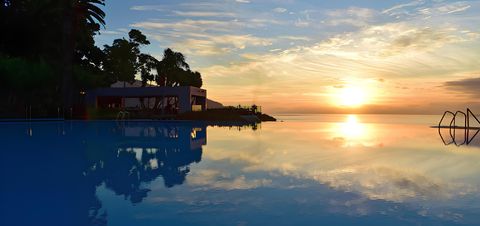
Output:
[{"xmin": 337, "ymin": 86, "xmax": 367, "ymax": 107}]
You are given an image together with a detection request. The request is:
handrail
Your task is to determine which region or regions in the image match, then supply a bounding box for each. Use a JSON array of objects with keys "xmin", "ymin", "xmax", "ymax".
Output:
[
  {"xmin": 438, "ymin": 111, "xmax": 455, "ymax": 128},
  {"xmin": 438, "ymin": 109, "xmax": 480, "ymax": 146},
  {"xmin": 451, "ymin": 111, "xmax": 467, "ymax": 146},
  {"xmin": 467, "ymin": 129, "xmax": 480, "ymax": 145},
  {"xmin": 438, "ymin": 128, "xmax": 454, "ymax": 145},
  {"xmin": 467, "ymin": 108, "xmax": 480, "ymax": 128}
]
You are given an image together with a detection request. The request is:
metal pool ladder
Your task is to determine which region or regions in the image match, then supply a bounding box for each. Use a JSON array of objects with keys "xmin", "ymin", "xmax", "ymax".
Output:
[{"xmin": 437, "ymin": 108, "xmax": 480, "ymax": 146}]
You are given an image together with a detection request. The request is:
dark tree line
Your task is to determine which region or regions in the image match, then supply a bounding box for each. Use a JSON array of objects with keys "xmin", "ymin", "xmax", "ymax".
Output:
[{"xmin": 0, "ymin": 0, "xmax": 202, "ymax": 118}]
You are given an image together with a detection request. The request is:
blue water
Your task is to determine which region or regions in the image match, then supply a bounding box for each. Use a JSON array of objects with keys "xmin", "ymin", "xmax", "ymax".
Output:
[{"xmin": 1, "ymin": 115, "xmax": 480, "ymax": 226}]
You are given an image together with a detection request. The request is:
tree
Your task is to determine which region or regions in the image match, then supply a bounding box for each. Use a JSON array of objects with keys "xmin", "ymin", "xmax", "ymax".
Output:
[
  {"xmin": 103, "ymin": 39, "xmax": 137, "ymax": 86},
  {"xmin": 137, "ymin": 53, "xmax": 158, "ymax": 109},
  {"xmin": 152, "ymin": 48, "xmax": 203, "ymax": 111},
  {"xmin": 191, "ymin": 71, "xmax": 203, "ymax": 88},
  {"xmin": 0, "ymin": 56, "xmax": 57, "ymax": 117},
  {"xmin": 138, "ymin": 53, "xmax": 158, "ymax": 87},
  {"xmin": 183, "ymin": 70, "xmax": 203, "ymax": 88},
  {"xmin": 0, "ymin": 0, "xmax": 106, "ymax": 117},
  {"xmin": 155, "ymin": 48, "xmax": 202, "ymax": 88},
  {"xmin": 61, "ymin": 0, "xmax": 106, "ymax": 115},
  {"xmin": 156, "ymin": 48, "xmax": 189, "ymax": 87},
  {"xmin": 127, "ymin": 29, "xmax": 158, "ymax": 87},
  {"xmin": 103, "ymin": 29, "xmax": 154, "ymax": 87},
  {"xmin": 0, "ymin": 0, "xmax": 105, "ymax": 61}
]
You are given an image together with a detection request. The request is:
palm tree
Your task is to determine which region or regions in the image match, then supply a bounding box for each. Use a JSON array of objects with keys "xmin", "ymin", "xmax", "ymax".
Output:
[
  {"xmin": 61, "ymin": 0, "xmax": 105, "ymax": 117},
  {"xmin": 156, "ymin": 48, "xmax": 190, "ymax": 87}
]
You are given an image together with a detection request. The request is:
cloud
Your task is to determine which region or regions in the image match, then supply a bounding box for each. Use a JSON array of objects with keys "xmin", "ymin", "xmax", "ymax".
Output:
[
  {"xmin": 382, "ymin": 0, "xmax": 425, "ymax": 15},
  {"xmin": 131, "ymin": 19, "xmax": 237, "ymax": 32},
  {"xmin": 211, "ymin": 35, "xmax": 272, "ymax": 48},
  {"xmin": 173, "ymin": 39, "xmax": 227, "ymax": 56},
  {"xmin": 173, "ymin": 34, "xmax": 273, "ymax": 56},
  {"xmin": 273, "ymin": 7, "xmax": 287, "ymax": 13},
  {"xmin": 294, "ymin": 19, "xmax": 310, "ymax": 27},
  {"xmin": 100, "ymin": 30, "xmax": 122, "ymax": 35},
  {"xmin": 328, "ymin": 7, "xmax": 376, "ymax": 19},
  {"xmin": 444, "ymin": 77, "xmax": 480, "ymax": 96},
  {"xmin": 437, "ymin": 2, "xmax": 471, "ymax": 14},
  {"xmin": 173, "ymin": 10, "xmax": 236, "ymax": 17},
  {"xmin": 311, "ymin": 23, "xmax": 470, "ymax": 57},
  {"xmin": 248, "ymin": 18, "xmax": 285, "ymax": 26},
  {"xmin": 383, "ymin": 26, "xmax": 464, "ymax": 56},
  {"xmin": 235, "ymin": 0, "xmax": 250, "ymax": 3},
  {"xmin": 188, "ymin": 169, "xmax": 271, "ymax": 190},
  {"xmin": 326, "ymin": 19, "xmax": 369, "ymax": 28},
  {"xmin": 383, "ymin": 1, "xmax": 472, "ymax": 18},
  {"xmin": 325, "ymin": 7, "xmax": 376, "ymax": 27},
  {"xmin": 131, "ymin": 18, "xmax": 283, "ymax": 34},
  {"xmin": 130, "ymin": 5, "xmax": 165, "ymax": 11},
  {"xmin": 279, "ymin": 36, "xmax": 311, "ymax": 41},
  {"xmin": 312, "ymin": 166, "xmax": 475, "ymax": 202}
]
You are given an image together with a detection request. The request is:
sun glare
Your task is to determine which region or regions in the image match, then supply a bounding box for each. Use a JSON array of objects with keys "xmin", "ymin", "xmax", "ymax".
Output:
[
  {"xmin": 339, "ymin": 86, "xmax": 366, "ymax": 107},
  {"xmin": 340, "ymin": 115, "xmax": 365, "ymax": 138},
  {"xmin": 329, "ymin": 114, "xmax": 375, "ymax": 147},
  {"xmin": 328, "ymin": 80, "xmax": 372, "ymax": 108}
]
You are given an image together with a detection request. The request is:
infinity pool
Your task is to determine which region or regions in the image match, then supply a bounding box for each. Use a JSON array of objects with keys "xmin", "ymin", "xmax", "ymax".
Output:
[{"xmin": 1, "ymin": 115, "xmax": 480, "ymax": 226}]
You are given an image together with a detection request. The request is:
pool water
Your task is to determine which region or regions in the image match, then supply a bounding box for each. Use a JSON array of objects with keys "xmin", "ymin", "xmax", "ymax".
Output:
[{"xmin": 1, "ymin": 115, "xmax": 480, "ymax": 226}]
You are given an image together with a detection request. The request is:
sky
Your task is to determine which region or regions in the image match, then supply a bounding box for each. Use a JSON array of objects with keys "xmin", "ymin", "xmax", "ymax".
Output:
[{"xmin": 95, "ymin": 0, "xmax": 480, "ymax": 114}]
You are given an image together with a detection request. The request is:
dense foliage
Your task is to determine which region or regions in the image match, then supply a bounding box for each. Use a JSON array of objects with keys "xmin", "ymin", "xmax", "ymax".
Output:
[{"xmin": 0, "ymin": 0, "xmax": 203, "ymax": 118}]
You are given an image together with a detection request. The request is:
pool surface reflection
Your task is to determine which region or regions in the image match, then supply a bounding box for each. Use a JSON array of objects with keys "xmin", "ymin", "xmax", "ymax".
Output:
[{"xmin": 1, "ymin": 115, "xmax": 480, "ymax": 226}]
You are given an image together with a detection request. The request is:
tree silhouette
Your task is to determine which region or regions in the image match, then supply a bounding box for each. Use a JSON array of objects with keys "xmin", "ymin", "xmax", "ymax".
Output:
[
  {"xmin": 0, "ymin": 0, "xmax": 107, "ymax": 117},
  {"xmin": 61, "ymin": 0, "xmax": 106, "ymax": 115},
  {"xmin": 138, "ymin": 54, "xmax": 158, "ymax": 87},
  {"xmin": 156, "ymin": 48, "xmax": 190, "ymax": 86},
  {"xmin": 156, "ymin": 48, "xmax": 203, "ymax": 88},
  {"xmin": 103, "ymin": 29, "xmax": 156, "ymax": 88}
]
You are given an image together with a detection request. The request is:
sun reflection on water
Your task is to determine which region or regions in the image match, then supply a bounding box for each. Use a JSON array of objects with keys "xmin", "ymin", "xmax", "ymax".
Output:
[
  {"xmin": 340, "ymin": 115, "xmax": 365, "ymax": 138},
  {"xmin": 341, "ymin": 115, "xmax": 362, "ymax": 136},
  {"xmin": 332, "ymin": 115, "xmax": 373, "ymax": 147}
]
